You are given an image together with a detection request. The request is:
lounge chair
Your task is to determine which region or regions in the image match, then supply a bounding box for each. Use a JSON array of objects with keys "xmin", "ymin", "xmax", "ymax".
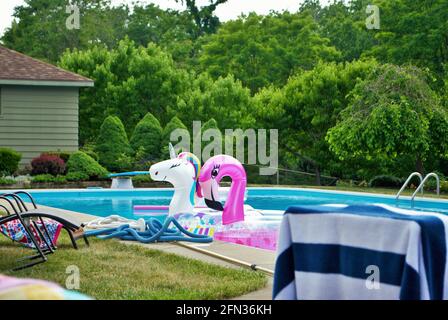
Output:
[{"xmin": 0, "ymin": 191, "xmax": 89, "ymax": 271}]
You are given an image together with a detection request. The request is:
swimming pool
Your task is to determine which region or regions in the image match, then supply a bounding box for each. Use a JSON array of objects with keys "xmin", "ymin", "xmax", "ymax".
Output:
[
  {"xmin": 3, "ymin": 187, "xmax": 447, "ymax": 251},
  {"xmin": 5, "ymin": 187, "xmax": 447, "ymax": 218}
]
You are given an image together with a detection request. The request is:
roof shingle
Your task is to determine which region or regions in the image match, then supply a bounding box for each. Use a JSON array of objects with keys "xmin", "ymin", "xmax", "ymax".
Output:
[{"xmin": 0, "ymin": 45, "xmax": 93, "ymax": 83}]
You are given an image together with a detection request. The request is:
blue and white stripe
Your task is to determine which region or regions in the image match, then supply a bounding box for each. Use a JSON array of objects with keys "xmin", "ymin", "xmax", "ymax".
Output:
[{"xmin": 273, "ymin": 204, "xmax": 448, "ymax": 300}]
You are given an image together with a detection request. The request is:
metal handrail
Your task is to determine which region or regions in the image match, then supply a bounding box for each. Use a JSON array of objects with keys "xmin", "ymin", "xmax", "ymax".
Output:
[
  {"xmin": 396, "ymin": 172, "xmax": 423, "ymax": 203},
  {"xmin": 411, "ymin": 172, "xmax": 440, "ymax": 208}
]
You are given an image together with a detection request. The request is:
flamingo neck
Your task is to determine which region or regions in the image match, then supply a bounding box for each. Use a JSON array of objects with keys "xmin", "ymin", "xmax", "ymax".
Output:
[{"xmin": 222, "ymin": 179, "xmax": 246, "ymax": 225}]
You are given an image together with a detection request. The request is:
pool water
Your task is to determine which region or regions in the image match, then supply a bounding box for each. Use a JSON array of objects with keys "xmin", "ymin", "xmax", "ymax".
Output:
[
  {"xmin": 6, "ymin": 187, "xmax": 447, "ymax": 251},
  {"xmin": 22, "ymin": 187, "xmax": 448, "ymax": 217}
]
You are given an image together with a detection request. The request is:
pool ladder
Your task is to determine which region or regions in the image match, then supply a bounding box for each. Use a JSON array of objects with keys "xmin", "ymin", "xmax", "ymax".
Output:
[{"xmin": 396, "ymin": 172, "xmax": 440, "ymax": 208}]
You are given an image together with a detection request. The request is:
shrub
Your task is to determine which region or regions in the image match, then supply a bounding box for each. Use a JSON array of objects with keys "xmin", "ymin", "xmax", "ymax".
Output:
[
  {"xmin": 96, "ymin": 116, "xmax": 133, "ymax": 171},
  {"xmin": 67, "ymin": 151, "xmax": 108, "ymax": 180},
  {"xmin": 42, "ymin": 151, "xmax": 71, "ymax": 163},
  {"xmin": 31, "ymin": 154, "xmax": 66, "ymax": 176},
  {"xmin": 66, "ymin": 171, "xmax": 89, "ymax": 181},
  {"xmin": 161, "ymin": 116, "xmax": 188, "ymax": 157},
  {"xmin": 132, "ymin": 174, "xmax": 152, "ymax": 183},
  {"xmin": 0, "ymin": 177, "xmax": 15, "ymax": 185},
  {"xmin": 0, "ymin": 148, "xmax": 21, "ymax": 175},
  {"xmin": 80, "ymin": 143, "xmax": 99, "ymax": 161},
  {"xmin": 32, "ymin": 174, "xmax": 56, "ymax": 183},
  {"xmin": 369, "ymin": 175, "xmax": 403, "ymax": 188},
  {"xmin": 130, "ymin": 113, "xmax": 163, "ymax": 161}
]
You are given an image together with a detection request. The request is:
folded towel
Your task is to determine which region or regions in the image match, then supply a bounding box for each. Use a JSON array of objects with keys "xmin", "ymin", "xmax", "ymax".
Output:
[{"xmin": 273, "ymin": 204, "xmax": 448, "ymax": 300}]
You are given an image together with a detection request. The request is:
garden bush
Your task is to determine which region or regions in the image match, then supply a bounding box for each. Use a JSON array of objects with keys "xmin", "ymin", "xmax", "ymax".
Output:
[
  {"xmin": 31, "ymin": 154, "xmax": 66, "ymax": 176},
  {"xmin": 161, "ymin": 116, "xmax": 188, "ymax": 157},
  {"xmin": 67, "ymin": 151, "xmax": 108, "ymax": 180},
  {"xmin": 42, "ymin": 151, "xmax": 71, "ymax": 163},
  {"xmin": 130, "ymin": 113, "xmax": 163, "ymax": 161},
  {"xmin": 32, "ymin": 174, "xmax": 56, "ymax": 183},
  {"xmin": 369, "ymin": 175, "xmax": 403, "ymax": 188},
  {"xmin": 0, "ymin": 177, "xmax": 15, "ymax": 185},
  {"xmin": 66, "ymin": 171, "xmax": 89, "ymax": 181},
  {"xmin": 0, "ymin": 148, "xmax": 21, "ymax": 175},
  {"xmin": 96, "ymin": 116, "xmax": 133, "ymax": 171}
]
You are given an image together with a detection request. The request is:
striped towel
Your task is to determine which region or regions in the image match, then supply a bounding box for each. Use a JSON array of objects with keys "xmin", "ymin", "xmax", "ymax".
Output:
[{"xmin": 273, "ymin": 204, "xmax": 448, "ymax": 300}]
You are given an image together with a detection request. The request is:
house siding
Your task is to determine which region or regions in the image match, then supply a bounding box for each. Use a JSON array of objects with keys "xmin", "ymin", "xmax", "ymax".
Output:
[{"xmin": 0, "ymin": 85, "xmax": 79, "ymax": 166}]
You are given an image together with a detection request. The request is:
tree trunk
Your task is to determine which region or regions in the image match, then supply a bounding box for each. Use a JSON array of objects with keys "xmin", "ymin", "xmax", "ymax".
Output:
[
  {"xmin": 315, "ymin": 166, "xmax": 322, "ymax": 186},
  {"xmin": 415, "ymin": 155, "xmax": 424, "ymax": 174}
]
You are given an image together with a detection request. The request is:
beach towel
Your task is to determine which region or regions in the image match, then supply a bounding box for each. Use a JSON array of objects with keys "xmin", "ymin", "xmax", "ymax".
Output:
[
  {"xmin": 0, "ymin": 218, "xmax": 62, "ymax": 249},
  {"xmin": 273, "ymin": 204, "xmax": 448, "ymax": 300}
]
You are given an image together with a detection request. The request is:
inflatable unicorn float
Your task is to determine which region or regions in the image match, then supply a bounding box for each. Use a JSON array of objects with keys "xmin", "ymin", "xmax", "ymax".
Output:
[
  {"xmin": 98, "ymin": 144, "xmax": 280, "ymax": 250},
  {"xmin": 141, "ymin": 145, "xmax": 263, "ymax": 227}
]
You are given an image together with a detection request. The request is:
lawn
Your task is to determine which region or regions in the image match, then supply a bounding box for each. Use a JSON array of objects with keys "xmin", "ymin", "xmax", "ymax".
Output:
[{"xmin": 0, "ymin": 235, "xmax": 267, "ymax": 300}]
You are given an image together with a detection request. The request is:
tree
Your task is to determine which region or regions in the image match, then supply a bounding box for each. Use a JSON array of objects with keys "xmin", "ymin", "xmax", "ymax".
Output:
[
  {"xmin": 310, "ymin": 0, "xmax": 377, "ymax": 62},
  {"xmin": 367, "ymin": 0, "xmax": 448, "ymax": 85},
  {"xmin": 198, "ymin": 11, "xmax": 340, "ymax": 92},
  {"xmin": 161, "ymin": 116, "xmax": 188, "ymax": 156},
  {"xmin": 326, "ymin": 64, "xmax": 448, "ymax": 175},
  {"xmin": 95, "ymin": 115, "xmax": 133, "ymax": 171},
  {"xmin": 59, "ymin": 38, "xmax": 191, "ymax": 142},
  {"xmin": 2, "ymin": 0, "xmax": 128, "ymax": 63},
  {"xmin": 254, "ymin": 59, "xmax": 376, "ymax": 184},
  {"xmin": 175, "ymin": 0, "xmax": 228, "ymax": 36},
  {"xmin": 173, "ymin": 73, "xmax": 255, "ymax": 130},
  {"xmin": 130, "ymin": 113, "xmax": 163, "ymax": 161}
]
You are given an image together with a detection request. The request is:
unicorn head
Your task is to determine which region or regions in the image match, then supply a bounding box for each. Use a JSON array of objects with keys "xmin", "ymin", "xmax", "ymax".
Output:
[{"xmin": 149, "ymin": 150, "xmax": 201, "ymax": 215}]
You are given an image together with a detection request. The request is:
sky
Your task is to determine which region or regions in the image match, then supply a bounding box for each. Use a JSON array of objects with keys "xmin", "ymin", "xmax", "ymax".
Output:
[{"xmin": 0, "ymin": 0, "xmax": 328, "ymax": 37}]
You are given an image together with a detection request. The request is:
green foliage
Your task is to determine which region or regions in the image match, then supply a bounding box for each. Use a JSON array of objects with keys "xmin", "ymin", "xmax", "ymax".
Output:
[
  {"xmin": 130, "ymin": 113, "xmax": 163, "ymax": 161},
  {"xmin": 59, "ymin": 38, "xmax": 191, "ymax": 142},
  {"xmin": 198, "ymin": 11, "xmax": 340, "ymax": 92},
  {"xmin": 327, "ymin": 64, "xmax": 448, "ymax": 174},
  {"xmin": 161, "ymin": 116, "xmax": 188, "ymax": 157},
  {"xmin": 0, "ymin": 177, "xmax": 16, "ymax": 186},
  {"xmin": 368, "ymin": 175, "xmax": 403, "ymax": 188},
  {"xmin": 368, "ymin": 0, "xmax": 448, "ymax": 83},
  {"xmin": 2, "ymin": 0, "xmax": 129, "ymax": 63},
  {"xmin": 67, "ymin": 151, "xmax": 108, "ymax": 180},
  {"xmin": 174, "ymin": 74, "xmax": 255, "ymax": 130},
  {"xmin": 32, "ymin": 174, "xmax": 67, "ymax": 184},
  {"xmin": 95, "ymin": 115, "xmax": 133, "ymax": 171},
  {"xmin": 66, "ymin": 171, "xmax": 89, "ymax": 182},
  {"xmin": 254, "ymin": 59, "xmax": 376, "ymax": 181},
  {"xmin": 0, "ymin": 148, "xmax": 22, "ymax": 176}
]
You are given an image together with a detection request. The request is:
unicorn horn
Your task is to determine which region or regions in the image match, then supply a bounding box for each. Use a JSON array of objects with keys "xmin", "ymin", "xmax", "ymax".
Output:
[{"xmin": 169, "ymin": 143, "xmax": 177, "ymax": 159}]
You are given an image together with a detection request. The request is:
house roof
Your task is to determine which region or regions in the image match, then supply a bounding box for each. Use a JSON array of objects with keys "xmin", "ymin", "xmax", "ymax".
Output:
[{"xmin": 0, "ymin": 45, "xmax": 94, "ymax": 87}]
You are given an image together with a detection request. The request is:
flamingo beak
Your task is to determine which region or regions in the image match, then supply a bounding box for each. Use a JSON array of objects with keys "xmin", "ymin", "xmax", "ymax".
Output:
[{"xmin": 201, "ymin": 179, "xmax": 224, "ymax": 211}]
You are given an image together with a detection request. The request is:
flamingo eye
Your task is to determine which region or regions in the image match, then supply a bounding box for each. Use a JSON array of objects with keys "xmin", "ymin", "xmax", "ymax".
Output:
[{"xmin": 211, "ymin": 165, "xmax": 220, "ymax": 178}]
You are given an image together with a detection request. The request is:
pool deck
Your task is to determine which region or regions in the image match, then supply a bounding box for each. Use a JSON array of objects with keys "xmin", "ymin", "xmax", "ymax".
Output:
[{"xmin": 37, "ymin": 204, "xmax": 275, "ymax": 300}]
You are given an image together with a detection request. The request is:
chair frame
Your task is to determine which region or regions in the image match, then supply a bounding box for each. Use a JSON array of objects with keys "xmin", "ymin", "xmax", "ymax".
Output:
[{"xmin": 0, "ymin": 191, "xmax": 89, "ymax": 271}]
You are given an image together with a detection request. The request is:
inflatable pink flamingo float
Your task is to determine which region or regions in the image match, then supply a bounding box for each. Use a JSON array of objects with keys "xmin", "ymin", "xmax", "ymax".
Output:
[{"xmin": 198, "ymin": 155, "xmax": 246, "ymax": 225}]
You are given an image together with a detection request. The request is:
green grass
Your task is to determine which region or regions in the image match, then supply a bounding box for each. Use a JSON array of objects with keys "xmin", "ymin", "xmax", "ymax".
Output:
[{"xmin": 0, "ymin": 235, "xmax": 267, "ymax": 300}]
